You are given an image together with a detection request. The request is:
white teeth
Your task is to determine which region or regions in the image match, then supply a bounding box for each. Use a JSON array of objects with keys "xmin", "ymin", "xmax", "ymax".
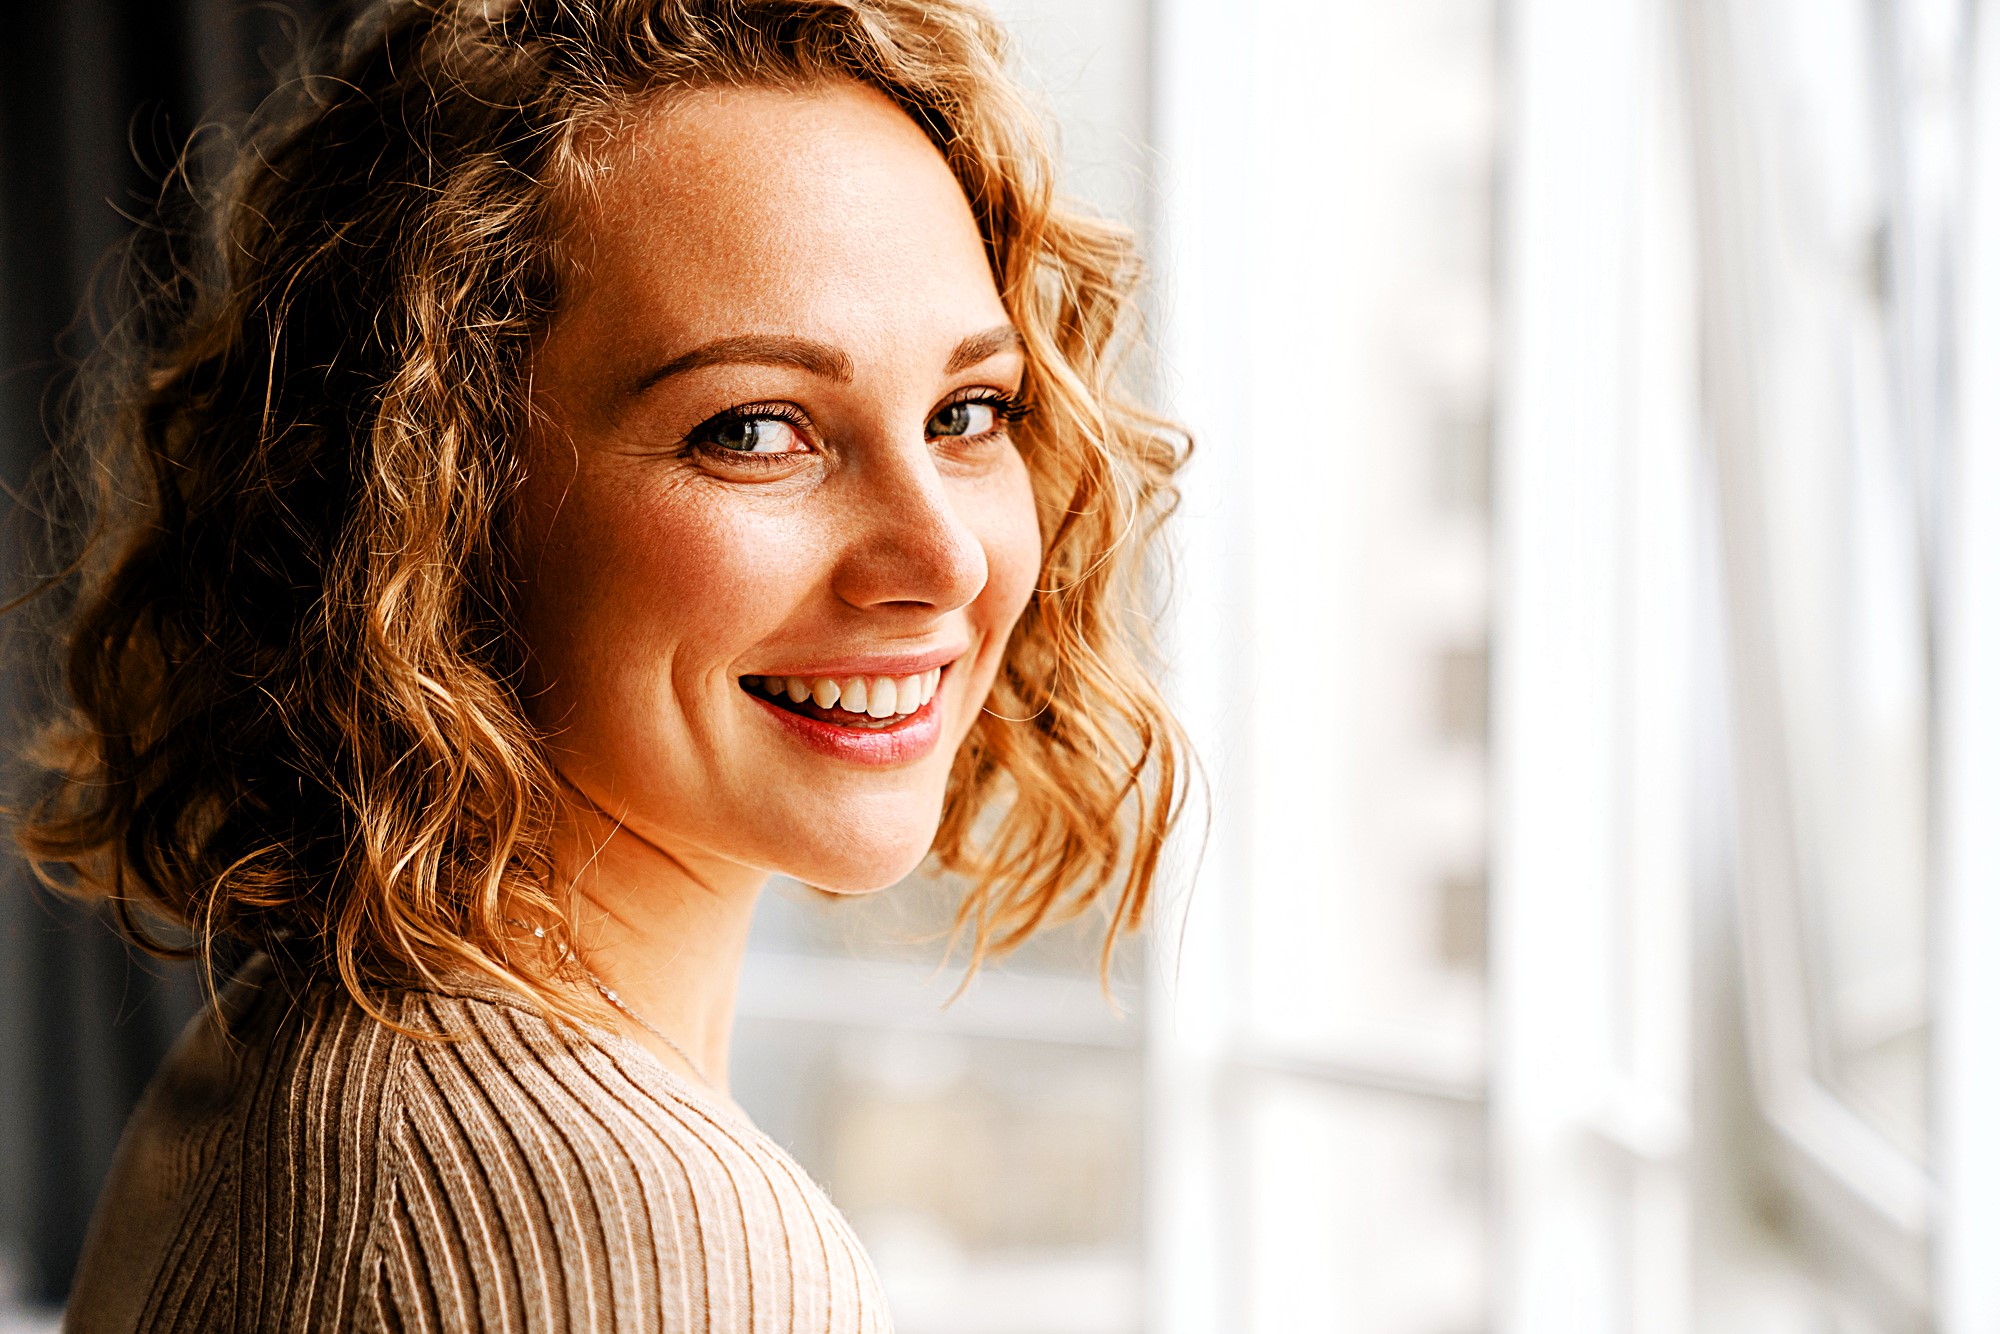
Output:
[
  {"xmin": 840, "ymin": 677, "xmax": 871, "ymax": 713},
  {"xmin": 753, "ymin": 667, "xmax": 948, "ymax": 719}
]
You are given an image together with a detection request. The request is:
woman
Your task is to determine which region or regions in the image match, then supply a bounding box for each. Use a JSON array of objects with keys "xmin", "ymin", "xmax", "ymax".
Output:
[{"xmin": 24, "ymin": 0, "xmax": 1183, "ymax": 1329}]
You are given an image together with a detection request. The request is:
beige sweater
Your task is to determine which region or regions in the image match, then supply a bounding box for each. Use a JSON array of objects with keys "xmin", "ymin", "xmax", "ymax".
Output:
[{"xmin": 64, "ymin": 955, "xmax": 893, "ymax": 1333}]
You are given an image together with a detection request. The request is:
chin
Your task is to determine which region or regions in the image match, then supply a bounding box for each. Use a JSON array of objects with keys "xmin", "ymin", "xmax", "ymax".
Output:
[
  {"xmin": 755, "ymin": 777, "xmax": 952, "ymax": 894},
  {"xmin": 783, "ymin": 827, "xmax": 937, "ymax": 896}
]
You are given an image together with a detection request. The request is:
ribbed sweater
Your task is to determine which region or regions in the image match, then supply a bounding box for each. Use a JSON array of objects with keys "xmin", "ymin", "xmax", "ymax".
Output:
[{"xmin": 64, "ymin": 954, "xmax": 893, "ymax": 1333}]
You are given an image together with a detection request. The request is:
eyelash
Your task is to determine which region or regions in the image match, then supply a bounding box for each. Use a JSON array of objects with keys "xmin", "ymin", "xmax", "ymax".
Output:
[
  {"xmin": 683, "ymin": 389, "xmax": 1032, "ymax": 465},
  {"xmin": 974, "ymin": 390, "xmax": 1035, "ymax": 430}
]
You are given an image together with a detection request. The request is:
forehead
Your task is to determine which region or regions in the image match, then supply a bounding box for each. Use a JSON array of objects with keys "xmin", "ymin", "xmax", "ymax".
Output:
[{"xmin": 550, "ymin": 80, "xmax": 1004, "ymax": 354}]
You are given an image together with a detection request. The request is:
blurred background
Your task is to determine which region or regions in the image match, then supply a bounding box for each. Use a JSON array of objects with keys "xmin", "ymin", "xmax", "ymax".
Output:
[{"xmin": 4, "ymin": 0, "xmax": 1999, "ymax": 1331}]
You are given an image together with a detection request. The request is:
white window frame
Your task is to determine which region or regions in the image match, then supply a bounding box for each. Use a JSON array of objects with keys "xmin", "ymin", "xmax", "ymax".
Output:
[
  {"xmin": 1147, "ymin": 0, "xmax": 1702, "ymax": 1328},
  {"xmin": 1685, "ymin": 0, "xmax": 1934, "ymax": 1283},
  {"xmin": 1488, "ymin": 0, "xmax": 1700, "ymax": 1330},
  {"xmin": 1684, "ymin": 2, "xmax": 1991, "ymax": 1325},
  {"xmin": 1146, "ymin": 0, "xmax": 1502, "ymax": 1327},
  {"xmin": 1934, "ymin": 3, "xmax": 2000, "ymax": 1329}
]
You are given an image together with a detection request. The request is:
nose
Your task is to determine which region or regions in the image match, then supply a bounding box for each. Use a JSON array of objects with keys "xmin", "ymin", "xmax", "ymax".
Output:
[{"xmin": 828, "ymin": 440, "xmax": 990, "ymax": 614}]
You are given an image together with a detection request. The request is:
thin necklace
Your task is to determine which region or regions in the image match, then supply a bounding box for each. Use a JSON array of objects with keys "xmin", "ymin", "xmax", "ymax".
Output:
[
  {"xmin": 514, "ymin": 919, "xmax": 714, "ymax": 1088},
  {"xmin": 587, "ymin": 973, "xmax": 714, "ymax": 1089}
]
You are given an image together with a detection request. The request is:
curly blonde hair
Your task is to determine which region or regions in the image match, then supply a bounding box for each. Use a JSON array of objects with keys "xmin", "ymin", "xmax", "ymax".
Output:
[{"xmin": 12, "ymin": 0, "xmax": 1187, "ymax": 1022}]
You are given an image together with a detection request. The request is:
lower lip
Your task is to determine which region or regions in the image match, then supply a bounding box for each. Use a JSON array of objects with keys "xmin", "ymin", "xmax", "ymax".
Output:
[{"xmin": 748, "ymin": 690, "xmax": 946, "ymax": 766}]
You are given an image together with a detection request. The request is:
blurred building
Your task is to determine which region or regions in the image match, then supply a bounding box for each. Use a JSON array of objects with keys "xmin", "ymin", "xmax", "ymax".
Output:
[{"xmin": 5, "ymin": 0, "xmax": 2000, "ymax": 1332}]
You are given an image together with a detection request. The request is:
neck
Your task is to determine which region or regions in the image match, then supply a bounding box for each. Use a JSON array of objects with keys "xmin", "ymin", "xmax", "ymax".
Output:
[{"xmin": 554, "ymin": 804, "xmax": 768, "ymax": 1095}]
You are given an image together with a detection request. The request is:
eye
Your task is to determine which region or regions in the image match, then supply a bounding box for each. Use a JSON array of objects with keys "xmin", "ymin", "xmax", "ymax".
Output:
[
  {"xmin": 689, "ymin": 409, "xmax": 811, "ymax": 455},
  {"xmin": 927, "ymin": 399, "xmax": 1002, "ymax": 440}
]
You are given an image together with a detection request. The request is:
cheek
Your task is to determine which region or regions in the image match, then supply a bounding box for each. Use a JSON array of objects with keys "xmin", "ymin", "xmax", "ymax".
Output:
[{"xmin": 516, "ymin": 474, "xmax": 821, "ymax": 718}]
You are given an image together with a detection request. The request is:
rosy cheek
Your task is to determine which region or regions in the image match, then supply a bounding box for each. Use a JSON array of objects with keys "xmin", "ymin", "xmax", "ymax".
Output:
[
  {"xmin": 631, "ymin": 522, "xmax": 800, "ymax": 670},
  {"xmin": 522, "ymin": 480, "xmax": 803, "ymax": 700}
]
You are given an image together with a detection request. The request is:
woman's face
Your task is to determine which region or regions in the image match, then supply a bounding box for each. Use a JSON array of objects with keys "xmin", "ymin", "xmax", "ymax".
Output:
[{"xmin": 516, "ymin": 80, "xmax": 1040, "ymax": 893}]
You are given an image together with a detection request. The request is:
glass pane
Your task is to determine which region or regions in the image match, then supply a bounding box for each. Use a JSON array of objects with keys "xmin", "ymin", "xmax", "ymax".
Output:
[
  {"xmin": 1711, "ymin": 0, "xmax": 1932, "ymax": 1162},
  {"xmin": 732, "ymin": 1021, "xmax": 1144, "ymax": 1334},
  {"xmin": 749, "ymin": 872, "xmax": 1143, "ymax": 984},
  {"xmin": 1232, "ymin": 0, "xmax": 1497, "ymax": 1080},
  {"xmin": 1242, "ymin": 1078, "xmax": 1486, "ymax": 1334}
]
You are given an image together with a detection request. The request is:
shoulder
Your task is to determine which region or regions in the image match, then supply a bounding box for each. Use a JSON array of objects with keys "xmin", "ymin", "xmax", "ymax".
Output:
[
  {"xmin": 66, "ymin": 956, "xmax": 416, "ymax": 1333},
  {"xmin": 73, "ymin": 958, "xmax": 890, "ymax": 1333},
  {"xmin": 369, "ymin": 981, "xmax": 895, "ymax": 1333}
]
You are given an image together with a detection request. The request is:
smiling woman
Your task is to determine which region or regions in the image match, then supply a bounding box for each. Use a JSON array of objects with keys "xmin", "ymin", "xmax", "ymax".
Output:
[
  {"xmin": 12, "ymin": 2, "xmax": 1186, "ymax": 1330},
  {"xmin": 515, "ymin": 81, "xmax": 1047, "ymax": 905}
]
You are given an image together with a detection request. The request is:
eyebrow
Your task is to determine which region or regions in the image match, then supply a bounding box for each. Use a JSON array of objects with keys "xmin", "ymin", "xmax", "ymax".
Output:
[
  {"xmin": 944, "ymin": 324, "xmax": 1025, "ymax": 373},
  {"xmin": 635, "ymin": 324, "xmax": 1024, "ymax": 393},
  {"xmin": 638, "ymin": 335, "xmax": 853, "ymax": 390}
]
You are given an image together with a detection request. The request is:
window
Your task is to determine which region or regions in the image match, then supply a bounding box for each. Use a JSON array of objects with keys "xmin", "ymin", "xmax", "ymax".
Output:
[{"xmin": 1690, "ymin": 0, "xmax": 1962, "ymax": 1323}]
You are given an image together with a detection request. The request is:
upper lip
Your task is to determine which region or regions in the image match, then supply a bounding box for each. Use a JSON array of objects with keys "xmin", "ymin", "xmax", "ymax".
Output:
[{"xmin": 744, "ymin": 645, "xmax": 967, "ymax": 680}]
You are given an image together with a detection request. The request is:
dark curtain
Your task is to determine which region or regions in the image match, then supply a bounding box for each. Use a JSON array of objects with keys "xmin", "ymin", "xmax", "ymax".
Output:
[{"xmin": 0, "ymin": 0, "xmax": 335, "ymax": 1307}]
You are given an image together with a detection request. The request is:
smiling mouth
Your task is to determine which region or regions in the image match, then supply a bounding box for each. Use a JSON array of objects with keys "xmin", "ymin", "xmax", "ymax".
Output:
[{"xmin": 739, "ymin": 668, "xmax": 943, "ymax": 729}]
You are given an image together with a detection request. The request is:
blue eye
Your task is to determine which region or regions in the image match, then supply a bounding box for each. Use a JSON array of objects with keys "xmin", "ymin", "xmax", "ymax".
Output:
[
  {"xmin": 691, "ymin": 411, "xmax": 808, "ymax": 455},
  {"xmin": 927, "ymin": 400, "xmax": 1000, "ymax": 439}
]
